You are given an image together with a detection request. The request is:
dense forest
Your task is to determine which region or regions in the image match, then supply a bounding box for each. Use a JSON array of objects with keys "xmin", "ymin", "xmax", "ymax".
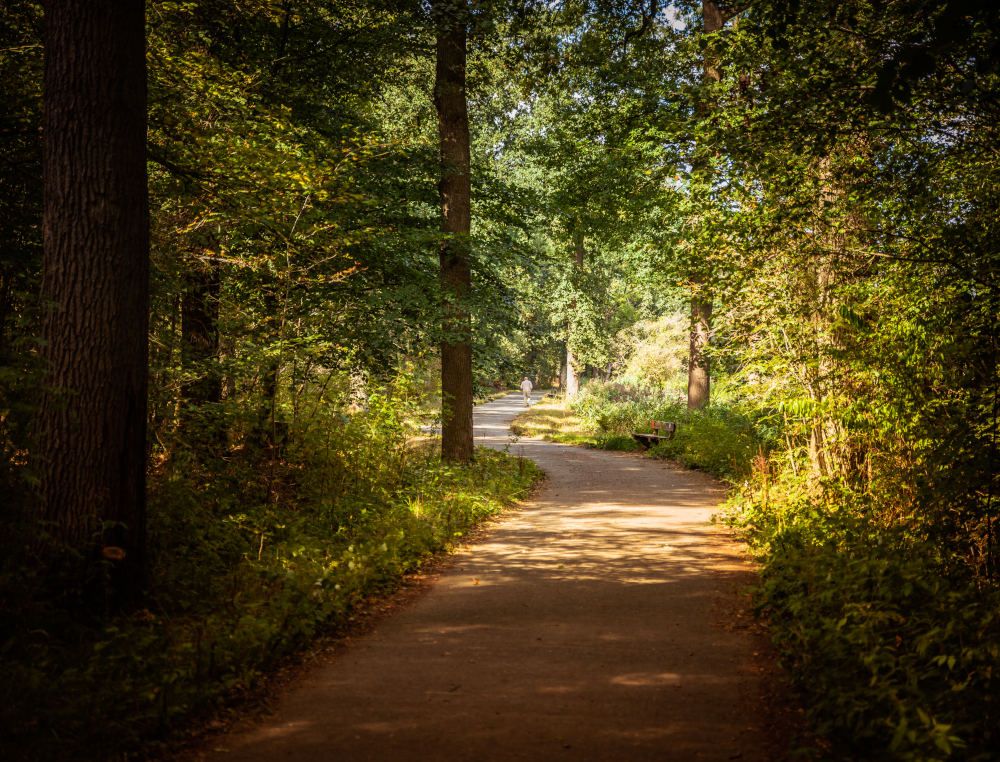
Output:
[{"xmin": 1, "ymin": 1, "xmax": 997, "ymax": 759}]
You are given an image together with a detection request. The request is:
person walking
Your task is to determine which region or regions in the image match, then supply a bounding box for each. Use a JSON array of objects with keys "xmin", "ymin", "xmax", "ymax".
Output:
[{"xmin": 520, "ymin": 376, "xmax": 534, "ymax": 405}]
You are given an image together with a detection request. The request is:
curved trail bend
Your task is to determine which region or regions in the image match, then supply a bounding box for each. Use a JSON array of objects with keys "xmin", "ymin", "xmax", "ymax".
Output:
[{"xmin": 202, "ymin": 393, "xmax": 782, "ymax": 761}]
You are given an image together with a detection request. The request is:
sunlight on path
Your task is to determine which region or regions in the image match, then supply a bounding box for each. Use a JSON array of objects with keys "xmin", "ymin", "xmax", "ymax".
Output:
[{"xmin": 199, "ymin": 393, "xmax": 781, "ymax": 762}]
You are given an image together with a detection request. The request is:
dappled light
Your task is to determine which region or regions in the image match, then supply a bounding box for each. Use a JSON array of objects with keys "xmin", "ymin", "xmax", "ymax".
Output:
[
  {"xmin": 2, "ymin": 0, "xmax": 995, "ymax": 759},
  {"xmin": 202, "ymin": 394, "xmax": 773, "ymax": 762}
]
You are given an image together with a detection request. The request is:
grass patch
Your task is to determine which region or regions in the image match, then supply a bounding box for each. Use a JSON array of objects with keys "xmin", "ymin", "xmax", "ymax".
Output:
[
  {"xmin": 512, "ymin": 388, "xmax": 758, "ymax": 475},
  {"xmin": 571, "ymin": 382, "xmax": 763, "ymax": 480},
  {"xmin": 593, "ymin": 433, "xmax": 640, "ymax": 451},
  {"xmin": 510, "ymin": 397, "xmax": 595, "ymax": 446}
]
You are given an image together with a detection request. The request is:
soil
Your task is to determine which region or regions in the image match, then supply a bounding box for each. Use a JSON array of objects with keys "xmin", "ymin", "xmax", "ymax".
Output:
[{"xmin": 194, "ymin": 393, "xmax": 797, "ymax": 761}]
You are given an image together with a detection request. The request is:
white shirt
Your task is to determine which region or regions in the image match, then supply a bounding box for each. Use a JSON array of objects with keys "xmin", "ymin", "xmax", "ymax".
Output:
[{"xmin": 520, "ymin": 379, "xmax": 533, "ymax": 393}]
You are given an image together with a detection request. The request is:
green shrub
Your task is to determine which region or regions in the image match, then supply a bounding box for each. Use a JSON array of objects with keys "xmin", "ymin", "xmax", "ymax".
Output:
[
  {"xmin": 593, "ymin": 433, "xmax": 640, "ymax": 451},
  {"xmin": 0, "ymin": 384, "xmax": 541, "ymax": 761},
  {"xmin": 648, "ymin": 403, "xmax": 761, "ymax": 482},
  {"xmin": 573, "ymin": 380, "xmax": 670, "ymax": 435},
  {"xmin": 729, "ymin": 482, "xmax": 1000, "ymax": 761},
  {"xmin": 572, "ymin": 380, "xmax": 764, "ymax": 481}
]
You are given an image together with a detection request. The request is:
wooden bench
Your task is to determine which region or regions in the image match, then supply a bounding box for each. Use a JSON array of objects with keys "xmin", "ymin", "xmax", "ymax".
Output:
[{"xmin": 632, "ymin": 419, "xmax": 677, "ymax": 449}]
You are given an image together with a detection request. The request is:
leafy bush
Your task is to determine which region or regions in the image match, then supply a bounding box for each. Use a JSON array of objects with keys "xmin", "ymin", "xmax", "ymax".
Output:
[
  {"xmin": 593, "ymin": 433, "xmax": 640, "ymax": 451},
  {"xmin": 0, "ymin": 383, "xmax": 540, "ymax": 761},
  {"xmin": 612, "ymin": 314, "xmax": 689, "ymax": 388},
  {"xmin": 729, "ymin": 477, "xmax": 1000, "ymax": 761},
  {"xmin": 572, "ymin": 380, "xmax": 764, "ymax": 481},
  {"xmin": 573, "ymin": 380, "xmax": 667, "ymax": 434},
  {"xmin": 648, "ymin": 404, "xmax": 762, "ymax": 482}
]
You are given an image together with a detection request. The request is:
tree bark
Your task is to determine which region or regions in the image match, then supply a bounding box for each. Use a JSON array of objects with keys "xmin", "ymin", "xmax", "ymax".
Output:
[
  {"xmin": 687, "ymin": 0, "xmax": 724, "ymax": 411},
  {"xmin": 37, "ymin": 0, "xmax": 150, "ymax": 605},
  {"xmin": 565, "ymin": 230, "xmax": 585, "ymax": 400},
  {"xmin": 687, "ymin": 297, "xmax": 712, "ymax": 409},
  {"xmin": 181, "ymin": 256, "xmax": 221, "ymax": 407},
  {"xmin": 0, "ymin": 274, "xmax": 13, "ymax": 358},
  {"xmin": 433, "ymin": 0, "xmax": 474, "ymax": 463},
  {"xmin": 565, "ymin": 345, "xmax": 580, "ymax": 398},
  {"xmin": 180, "ymin": 251, "xmax": 223, "ymax": 449}
]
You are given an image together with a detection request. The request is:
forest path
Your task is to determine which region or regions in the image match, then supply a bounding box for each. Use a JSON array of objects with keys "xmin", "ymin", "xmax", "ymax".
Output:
[{"xmin": 200, "ymin": 393, "xmax": 784, "ymax": 761}]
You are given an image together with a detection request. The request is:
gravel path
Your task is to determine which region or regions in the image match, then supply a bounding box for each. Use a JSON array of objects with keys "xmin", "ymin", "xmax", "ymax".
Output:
[{"xmin": 200, "ymin": 393, "xmax": 785, "ymax": 761}]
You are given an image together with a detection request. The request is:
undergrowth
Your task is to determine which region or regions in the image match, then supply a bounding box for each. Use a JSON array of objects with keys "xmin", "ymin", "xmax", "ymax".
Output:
[
  {"xmin": 529, "ymin": 378, "xmax": 999, "ymax": 759},
  {"xmin": 728, "ymin": 479, "xmax": 999, "ymax": 761},
  {"xmin": 572, "ymin": 380, "xmax": 764, "ymax": 481},
  {"xmin": 0, "ymin": 388, "xmax": 540, "ymax": 761}
]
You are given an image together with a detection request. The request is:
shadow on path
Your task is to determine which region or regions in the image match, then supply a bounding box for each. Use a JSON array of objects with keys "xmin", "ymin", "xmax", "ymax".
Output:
[{"xmin": 199, "ymin": 393, "xmax": 782, "ymax": 762}]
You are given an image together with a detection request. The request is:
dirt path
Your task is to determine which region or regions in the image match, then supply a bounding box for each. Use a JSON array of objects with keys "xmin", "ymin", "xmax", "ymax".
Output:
[{"xmin": 200, "ymin": 393, "xmax": 785, "ymax": 761}]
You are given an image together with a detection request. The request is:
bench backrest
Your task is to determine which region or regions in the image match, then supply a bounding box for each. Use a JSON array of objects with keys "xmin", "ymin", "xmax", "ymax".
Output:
[{"xmin": 650, "ymin": 420, "xmax": 676, "ymax": 433}]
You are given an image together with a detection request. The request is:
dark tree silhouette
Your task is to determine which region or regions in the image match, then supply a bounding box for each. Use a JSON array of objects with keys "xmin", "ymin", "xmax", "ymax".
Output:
[
  {"xmin": 181, "ymin": 254, "xmax": 222, "ymax": 444},
  {"xmin": 37, "ymin": 0, "xmax": 150, "ymax": 604}
]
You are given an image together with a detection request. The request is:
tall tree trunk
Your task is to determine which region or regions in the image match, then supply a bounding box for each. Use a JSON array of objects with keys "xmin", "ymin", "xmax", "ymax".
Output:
[
  {"xmin": 565, "ymin": 345, "xmax": 580, "ymax": 398},
  {"xmin": 565, "ymin": 230, "xmax": 585, "ymax": 400},
  {"xmin": 807, "ymin": 156, "xmax": 845, "ymax": 482},
  {"xmin": 687, "ymin": 0, "xmax": 724, "ymax": 411},
  {"xmin": 687, "ymin": 297, "xmax": 712, "ymax": 409},
  {"xmin": 261, "ymin": 357, "xmax": 281, "ymax": 444},
  {"xmin": 433, "ymin": 0, "xmax": 473, "ymax": 463},
  {"xmin": 37, "ymin": 0, "xmax": 149, "ymax": 606},
  {"xmin": 180, "ymin": 252, "xmax": 223, "ymax": 448},
  {"xmin": 0, "ymin": 274, "xmax": 13, "ymax": 358},
  {"xmin": 181, "ymin": 256, "xmax": 221, "ymax": 407}
]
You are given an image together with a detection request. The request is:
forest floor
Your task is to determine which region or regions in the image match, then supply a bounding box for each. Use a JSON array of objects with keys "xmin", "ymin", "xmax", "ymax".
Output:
[{"xmin": 192, "ymin": 393, "xmax": 799, "ymax": 761}]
